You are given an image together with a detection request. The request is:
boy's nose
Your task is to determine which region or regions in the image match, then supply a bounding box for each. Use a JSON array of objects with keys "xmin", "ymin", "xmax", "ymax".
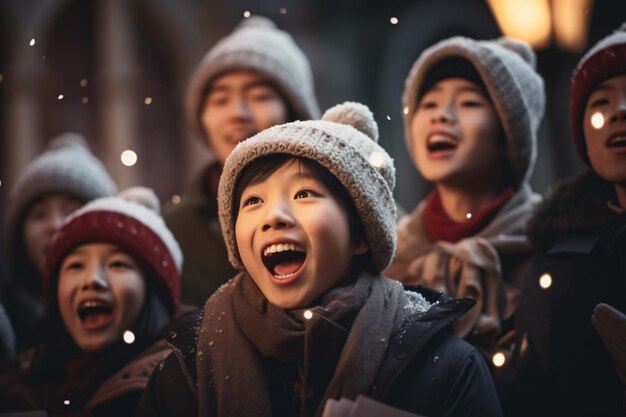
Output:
[
  {"xmin": 81, "ymin": 267, "xmax": 109, "ymax": 291},
  {"xmin": 431, "ymin": 105, "xmax": 455, "ymax": 124},
  {"xmin": 608, "ymin": 100, "xmax": 626, "ymax": 124},
  {"xmin": 231, "ymin": 96, "xmax": 252, "ymax": 119},
  {"xmin": 261, "ymin": 202, "xmax": 294, "ymax": 232}
]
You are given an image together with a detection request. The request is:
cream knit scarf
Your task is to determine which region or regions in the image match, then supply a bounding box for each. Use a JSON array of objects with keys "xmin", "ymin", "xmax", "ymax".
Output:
[
  {"xmin": 196, "ymin": 271, "xmax": 427, "ymax": 417},
  {"xmin": 385, "ymin": 183, "xmax": 541, "ymax": 337}
]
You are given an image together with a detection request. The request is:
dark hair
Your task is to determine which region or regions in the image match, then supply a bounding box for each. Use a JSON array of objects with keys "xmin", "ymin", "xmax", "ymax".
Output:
[{"xmin": 233, "ymin": 153, "xmax": 372, "ymax": 272}]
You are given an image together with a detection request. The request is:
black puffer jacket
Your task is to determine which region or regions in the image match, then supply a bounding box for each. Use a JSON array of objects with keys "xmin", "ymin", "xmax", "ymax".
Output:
[
  {"xmin": 137, "ymin": 286, "xmax": 503, "ymax": 417},
  {"xmin": 503, "ymin": 171, "xmax": 626, "ymax": 417}
]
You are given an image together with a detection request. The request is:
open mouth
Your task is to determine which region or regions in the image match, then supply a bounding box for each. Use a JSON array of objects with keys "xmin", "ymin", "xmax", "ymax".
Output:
[
  {"xmin": 427, "ymin": 134, "xmax": 458, "ymax": 152},
  {"xmin": 262, "ymin": 243, "xmax": 306, "ymax": 280},
  {"xmin": 608, "ymin": 135, "xmax": 626, "ymax": 148},
  {"xmin": 78, "ymin": 300, "xmax": 113, "ymax": 329}
]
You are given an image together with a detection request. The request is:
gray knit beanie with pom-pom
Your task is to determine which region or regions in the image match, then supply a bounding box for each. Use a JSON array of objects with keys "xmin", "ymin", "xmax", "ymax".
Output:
[
  {"xmin": 403, "ymin": 36, "xmax": 545, "ymax": 188},
  {"xmin": 218, "ymin": 102, "xmax": 396, "ymax": 273}
]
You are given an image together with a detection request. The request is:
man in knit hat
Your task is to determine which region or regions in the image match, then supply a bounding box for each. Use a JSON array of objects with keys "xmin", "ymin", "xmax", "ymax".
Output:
[
  {"xmin": 165, "ymin": 15, "xmax": 320, "ymax": 306},
  {"xmin": 384, "ymin": 36, "xmax": 545, "ymax": 375},
  {"xmin": 138, "ymin": 102, "xmax": 502, "ymax": 417},
  {"xmin": 1, "ymin": 132, "xmax": 117, "ymax": 354},
  {"xmin": 508, "ymin": 23, "xmax": 626, "ymax": 417}
]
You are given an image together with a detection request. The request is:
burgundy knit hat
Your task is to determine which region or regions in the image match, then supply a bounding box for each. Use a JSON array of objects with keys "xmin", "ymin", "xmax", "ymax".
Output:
[
  {"xmin": 570, "ymin": 23, "xmax": 626, "ymax": 164},
  {"xmin": 44, "ymin": 187, "xmax": 182, "ymax": 316}
]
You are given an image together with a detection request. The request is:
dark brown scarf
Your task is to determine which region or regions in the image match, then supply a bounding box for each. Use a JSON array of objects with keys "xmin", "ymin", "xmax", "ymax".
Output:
[{"xmin": 196, "ymin": 272, "xmax": 425, "ymax": 417}]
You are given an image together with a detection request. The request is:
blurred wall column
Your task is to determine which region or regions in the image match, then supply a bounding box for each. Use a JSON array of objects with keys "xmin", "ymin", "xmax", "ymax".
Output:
[
  {"xmin": 5, "ymin": 44, "xmax": 42, "ymax": 186},
  {"xmin": 95, "ymin": 0, "xmax": 140, "ymax": 188}
]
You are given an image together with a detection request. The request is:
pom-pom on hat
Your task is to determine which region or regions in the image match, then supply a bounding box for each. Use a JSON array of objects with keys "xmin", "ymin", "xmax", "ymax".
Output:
[
  {"xmin": 570, "ymin": 23, "xmax": 626, "ymax": 164},
  {"xmin": 186, "ymin": 15, "xmax": 320, "ymax": 149},
  {"xmin": 218, "ymin": 102, "xmax": 396, "ymax": 273},
  {"xmin": 3, "ymin": 132, "xmax": 117, "ymax": 274},
  {"xmin": 44, "ymin": 187, "xmax": 182, "ymax": 316},
  {"xmin": 403, "ymin": 36, "xmax": 545, "ymax": 188}
]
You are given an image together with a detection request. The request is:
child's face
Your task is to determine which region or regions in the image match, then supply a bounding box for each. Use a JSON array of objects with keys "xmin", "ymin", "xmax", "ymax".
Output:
[
  {"xmin": 235, "ymin": 159, "xmax": 367, "ymax": 309},
  {"xmin": 583, "ymin": 75, "xmax": 626, "ymax": 184},
  {"xmin": 410, "ymin": 78, "xmax": 503, "ymax": 187},
  {"xmin": 23, "ymin": 193, "xmax": 83, "ymax": 274},
  {"xmin": 57, "ymin": 243, "xmax": 146, "ymax": 352},
  {"xmin": 201, "ymin": 70, "xmax": 289, "ymax": 166}
]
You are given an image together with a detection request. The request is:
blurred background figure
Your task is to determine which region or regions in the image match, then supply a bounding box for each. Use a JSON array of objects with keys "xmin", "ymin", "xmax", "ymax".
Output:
[
  {"xmin": 1, "ymin": 133, "xmax": 116, "ymax": 353},
  {"xmin": 164, "ymin": 15, "xmax": 319, "ymax": 306}
]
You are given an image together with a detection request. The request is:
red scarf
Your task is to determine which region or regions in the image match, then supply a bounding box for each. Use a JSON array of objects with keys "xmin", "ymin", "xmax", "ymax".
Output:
[{"xmin": 424, "ymin": 187, "xmax": 514, "ymax": 243}]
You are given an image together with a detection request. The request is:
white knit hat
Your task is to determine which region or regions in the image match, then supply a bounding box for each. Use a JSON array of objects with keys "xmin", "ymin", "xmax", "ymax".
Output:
[
  {"xmin": 403, "ymin": 36, "xmax": 545, "ymax": 188},
  {"xmin": 218, "ymin": 102, "xmax": 396, "ymax": 273},
  {"xmin": 186, "ymin": 16, "xmax": 320, "ymax": 148},
  {"xmin": 3, "ymin": 133, "xmax": 117, "ymax": 274},
  {"xmin": 45, "ymin": 187, "xmax": 182, "ymax": 316}
]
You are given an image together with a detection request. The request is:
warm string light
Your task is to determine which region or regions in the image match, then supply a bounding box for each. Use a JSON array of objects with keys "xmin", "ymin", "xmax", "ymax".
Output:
[
  {"xmin": 121, "ymin": 150, "xmax": 138, "ymax": 167},
  {"xmin": 539, "ymin": 273, "xmax": 552, "ymax": 289},
  {"xmin": 390, "ymin": 17, "xmax": 399, "ymax": 25},
  {"xmin": 57, "ymin": 94, "xmax": 64, "ymax": 100},
  {"xmin": 243, "ymin": 10, "xmax": 251, "ymax": 18},
  {"xmin": 303, "ymin": 310, "xmax": 313, "ymax": 320},
  {"xmin": 144, "ymin": 97, "xmax": 153, "ymax": 105},
  {"xmin": 492, "ymin": 352, "xmax": 506, "ymax": 367},
  {"xmin": 591, "ymin": 112, "xmax": 605, "ymax": 129},
  {"xmin": 279, "ymin": 7, "xmax": 287, "ymax": 14},
  {"xmin": 171, "ymin": 195, "xmax": 181, "ymax": 204},
  {"xmin": 123, "ymin": 330, "xmax": 135, "ymax": 344},
  {"xmin": 29, "ymin": 38, "xmax": 36, "ymax": 46}
]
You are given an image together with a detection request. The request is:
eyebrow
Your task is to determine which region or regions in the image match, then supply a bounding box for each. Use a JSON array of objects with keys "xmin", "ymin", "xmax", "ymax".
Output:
[
  {"xmin": 591, "ymin": 82, "xmax": 615, "ymax": 93},
  {"xmin": 208, "ymin": 80, "xmax": 275, "ymax": 95}
]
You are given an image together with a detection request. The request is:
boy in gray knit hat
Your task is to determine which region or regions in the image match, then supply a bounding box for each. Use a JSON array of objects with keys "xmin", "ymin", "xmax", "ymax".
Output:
[
  {"xmin": 165, "ymin": 15, "xmax": 320, "ymax": 306},
  {"xmin": 138, "ymin": 102, "xmax": 502, "ymax": 417},
  {"xmin": 1, "ymin": 132, "xmax": 117, "ymax": 353},
  {"xmin": 384, "ymin": 36, "xmax": 545, "ymax": 373},
  {"xmin": 508, "ymin": 23, "xmax": 626, "ymax": 417}
]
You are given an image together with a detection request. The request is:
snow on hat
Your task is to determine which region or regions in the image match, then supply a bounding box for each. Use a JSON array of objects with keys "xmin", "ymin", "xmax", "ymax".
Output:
[
  {"xmin": 3, "ymin": 133, "xmax": 117, "ymax": 273},
  {"xmin": 403, "ymin": 36, "xmax": 545, "ymax": 188},
  {"xmin": 218, "ymin": 102, "xmax": 396, "ymax": 273},
  {"xmin": 570, "ymin": 23, "xmax": 626, "ymax": 164},
  {"xmin": 44, "ymin": 187, "xmax": 182, "ymax": 316},
  {"xmin": 186, "ymin": 15, "xmax": 320, "ymax": 148}
]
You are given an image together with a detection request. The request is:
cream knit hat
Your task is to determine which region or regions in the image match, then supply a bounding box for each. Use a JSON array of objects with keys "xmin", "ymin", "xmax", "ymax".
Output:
[
  {"xmin": 3, "ymin": 133, "xmax": 117, "ymax": 274},
  {"xmin": 186, "ymin": 15, "xmax": 320, "ymax": 147},
  {"xmin": 403, "ymin": 36, "xmax": 545, "ymax": 188},
  {"xmin": 218, "ymin": 102, "xmax": 396, "ymax": 272},
  {"xmin": 570, "ymin": 23, "xmax": 626, "ymax": 164}
]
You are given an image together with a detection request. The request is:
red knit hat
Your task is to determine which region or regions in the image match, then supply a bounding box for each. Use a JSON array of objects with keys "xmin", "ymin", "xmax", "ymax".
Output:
[
  {"xmin": 44, "ymin": 187, "xmax": 182, "ymax": 316},
  {"xmin": 570, "ymin": 23, "xmax": 626, "ymax": 164}
]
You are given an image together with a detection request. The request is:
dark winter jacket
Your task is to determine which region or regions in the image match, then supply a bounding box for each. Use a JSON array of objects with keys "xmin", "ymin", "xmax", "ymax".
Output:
[
  {"xmin": 137, "ymin": 286, "xmax": 503, "ymax": 417},
  {"xmin": 503, "ymin": 171, "xmax": 626, "ymax": 417},
  {"xmin": 0, "ymin": 340, "xmax": 171, "ymax": 417},
  {"xmin": 164, "ymin": 164, "xmax": 236, "ymax": 306}
]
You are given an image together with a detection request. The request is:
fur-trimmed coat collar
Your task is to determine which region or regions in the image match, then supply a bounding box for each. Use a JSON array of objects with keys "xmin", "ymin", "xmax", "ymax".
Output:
[{"xmin": 527, "ymin": 171, "xmax": 619, "ymax": 250}]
